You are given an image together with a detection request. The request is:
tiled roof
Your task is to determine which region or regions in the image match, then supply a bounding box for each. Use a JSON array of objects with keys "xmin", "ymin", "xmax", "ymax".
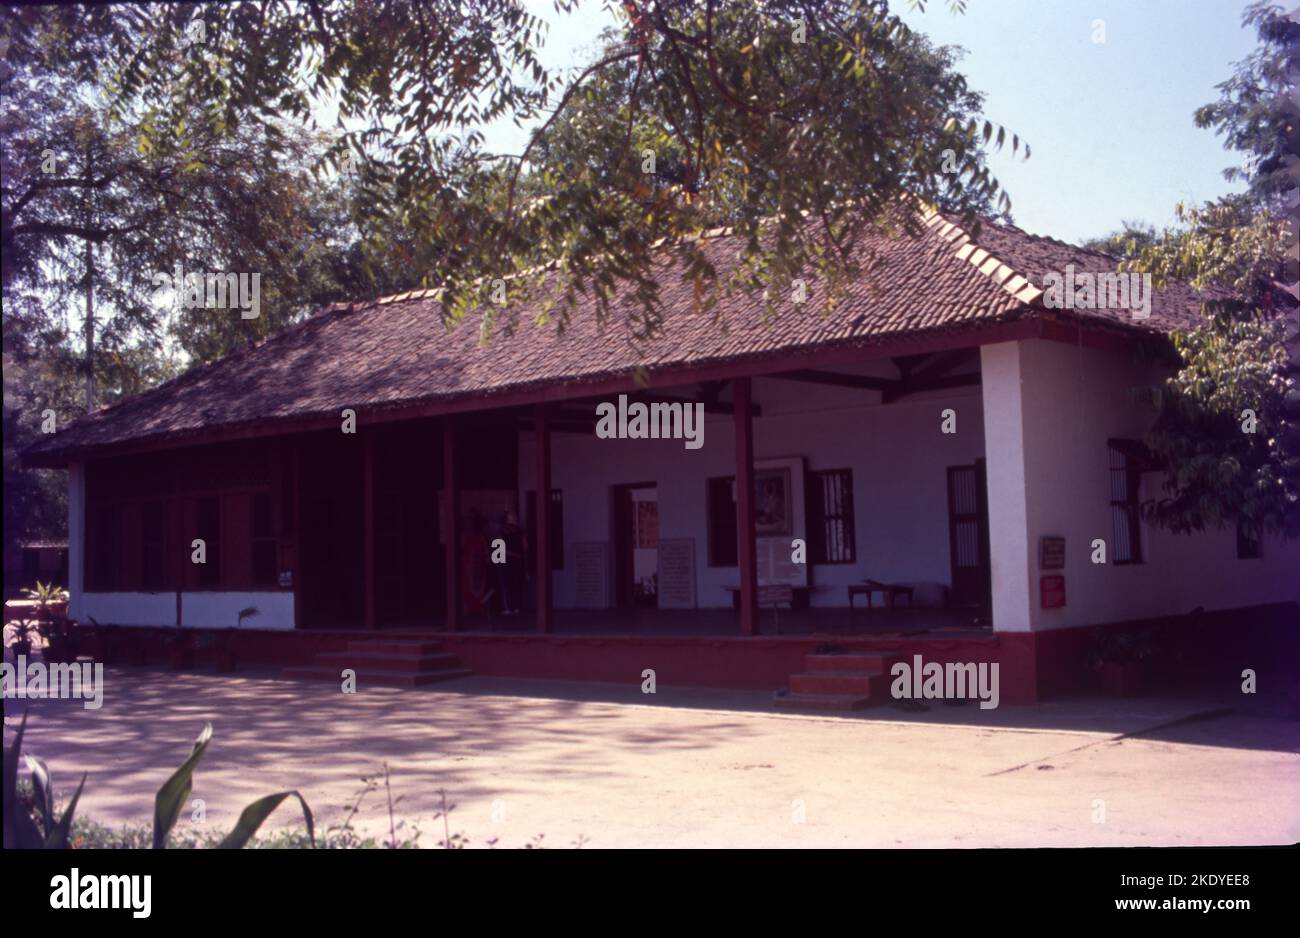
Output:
[{"xmin": 26, "ymin": 210, "xmax": 1208, "ymax": 461}]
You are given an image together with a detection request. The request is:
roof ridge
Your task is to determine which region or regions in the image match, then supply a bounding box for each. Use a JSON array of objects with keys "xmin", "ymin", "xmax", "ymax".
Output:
[{"xmin": 919, "ymin": 206, "xmax": 1043, "ymax": 306}]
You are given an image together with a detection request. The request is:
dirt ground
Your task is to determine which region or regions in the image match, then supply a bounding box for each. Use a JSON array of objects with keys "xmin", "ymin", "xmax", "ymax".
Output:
[{"xmin": 5, "ymin": 667, "xmax": 1297, "ymax": 848}]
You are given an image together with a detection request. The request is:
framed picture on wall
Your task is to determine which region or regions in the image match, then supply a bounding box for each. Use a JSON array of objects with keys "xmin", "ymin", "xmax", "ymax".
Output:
[{"xmin": 754, "ymin": 467, "xmax": 793, "ymax": 536}]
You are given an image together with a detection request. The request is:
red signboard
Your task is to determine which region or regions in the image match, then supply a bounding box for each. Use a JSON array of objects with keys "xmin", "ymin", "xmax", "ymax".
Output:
[{"xmin": 1040, "ymin": 575, "xmax": 1066, "ymax": 609}]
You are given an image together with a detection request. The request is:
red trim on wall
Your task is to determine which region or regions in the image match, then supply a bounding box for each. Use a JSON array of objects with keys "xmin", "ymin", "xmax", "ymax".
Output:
[{"xmin": 68, "ymin": 602, "xmax": 1298, "ymax": 706}]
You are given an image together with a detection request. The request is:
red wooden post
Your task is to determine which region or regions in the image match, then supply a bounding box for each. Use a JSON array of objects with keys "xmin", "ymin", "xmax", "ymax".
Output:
[
  {"xmin": 362, "ymin": 433, "xmax": 377, "ymax": 630},
  {"xmin": 733, "ymin": 377, "xmax": 758, "ymax": 636},
  {"xmin": 534, "ymin": 403, "xmax": 553, "ymax": 633},
  {"xmin": 291, "ymin": 440, "xmax": 303, "ymax": 631},
  {"xmin": 443, "ymin": 417, "xmax": 461, "ymax": 632}
]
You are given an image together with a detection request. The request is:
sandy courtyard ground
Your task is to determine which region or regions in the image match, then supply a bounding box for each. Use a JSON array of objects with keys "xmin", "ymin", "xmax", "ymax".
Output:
[{"xmin": 4, "ymin": 667, "xmax": 1297, "ymax": 848}]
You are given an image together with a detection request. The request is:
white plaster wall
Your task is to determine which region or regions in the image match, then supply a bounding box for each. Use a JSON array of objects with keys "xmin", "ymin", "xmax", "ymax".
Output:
[
  {"xmin": 980, "ymin": 342, "xmax": 1035, "ymax": 632},
  {"xmin": 988, "ymin": 338, "xmax": 1300, "ymax": 631},
  {"xmin": 81, "ymin": 591, "xmax": 295, "ymax": 629},
  {"xmin": 82, "ymin": 592, "xmax": 175, "ymax": 627},
  {"xmin": 520, "ymin": 372, "xmax": 986, "ymax": 608},
  {"xmin": 180, "ymin": 591, "xmax": 294, "ymax": 630}
]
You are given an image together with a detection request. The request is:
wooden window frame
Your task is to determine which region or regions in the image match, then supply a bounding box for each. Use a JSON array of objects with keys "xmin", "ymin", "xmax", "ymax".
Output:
[
  {"xmin": 807, "ymin": 468, "xmax": 856, "ymax": 565},
  {"xmin": 1108, "ymin": 440, "xmax": 1144, "ymax": 565}
]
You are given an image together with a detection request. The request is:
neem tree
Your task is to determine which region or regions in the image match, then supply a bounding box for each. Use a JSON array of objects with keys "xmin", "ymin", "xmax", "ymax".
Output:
[
  {"xmin": 59, "ymin": 0, "xmax": 1020, "ymax": 336},
  {"xmin": 1122, "ymin": 1, "xmax": 1299, "ymax": 540}
]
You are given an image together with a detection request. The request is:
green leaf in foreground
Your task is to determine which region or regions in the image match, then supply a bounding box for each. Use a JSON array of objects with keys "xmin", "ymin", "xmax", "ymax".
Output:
[
  {"xmin": 153, "ymin": 722, "xmax": 213, "ymax": 849},
  {"xmin": 216, "ymin": 790, "xmax": 316, "ymax": 849}
]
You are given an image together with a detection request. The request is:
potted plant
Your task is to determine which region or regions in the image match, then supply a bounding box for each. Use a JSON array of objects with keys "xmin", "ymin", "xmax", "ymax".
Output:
[
  {"xmin": 6, "ymin": 617, "xmax": 40, "ymax": 660},
  {"xmin": 22, "ymin": 582, "xmax": 71, "ymax": 662},
  {"xmin": 1088, "ymin": 627, "xmax": 1157, "ymax": 697}
]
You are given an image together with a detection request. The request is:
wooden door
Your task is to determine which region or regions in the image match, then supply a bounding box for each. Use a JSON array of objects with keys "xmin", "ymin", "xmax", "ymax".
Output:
[{"xmin": 947, "ymin": 462, "xmax": 991, "ymax": 611}]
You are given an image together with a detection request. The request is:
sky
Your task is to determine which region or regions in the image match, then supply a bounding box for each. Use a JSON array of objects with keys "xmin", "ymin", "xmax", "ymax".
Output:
[{"xmin": 479, "ymin": 0, "xmax": 1262, "ymax": 245}]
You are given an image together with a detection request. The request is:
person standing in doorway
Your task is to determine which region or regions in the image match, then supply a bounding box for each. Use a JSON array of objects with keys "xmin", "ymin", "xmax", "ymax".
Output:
[{"xmin": 495, "ymin": 509, "xmax": 526, "ymax": 615}]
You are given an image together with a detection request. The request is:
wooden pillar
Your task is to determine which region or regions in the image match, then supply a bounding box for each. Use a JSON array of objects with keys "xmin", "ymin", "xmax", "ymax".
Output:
[
  {"xmin": 733, "ymin": 377, "xmax": 758, "ymax": 636},
  {"xmin": 443, "ymin": 417, "xmax": 461, "ymax": 632},
  {"xmin": 362, "ymin": 433, "xmax": 377, "ymax": 630},
  {"xmin": 534, "ymin": 403, "xmax": 553, "ymax": 634},
  {"xmin": 291, "ymin": 441, "xmax": 303, "ymax": 631}
]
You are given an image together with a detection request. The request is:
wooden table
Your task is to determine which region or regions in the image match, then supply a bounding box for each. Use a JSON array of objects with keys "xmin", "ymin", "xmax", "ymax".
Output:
[{"xmin": 847, "ymin": 580, "xmax": 914, "ymax": 610}]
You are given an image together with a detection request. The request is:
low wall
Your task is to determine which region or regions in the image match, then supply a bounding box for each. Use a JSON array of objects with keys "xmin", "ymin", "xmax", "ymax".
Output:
[
  {"xmin": 81, "ymin": 591, "xmax": 295, "ymax": 629},
  {"xmin": 58, "ymin": 602, "xmax": 1297, "ymax": 707}
]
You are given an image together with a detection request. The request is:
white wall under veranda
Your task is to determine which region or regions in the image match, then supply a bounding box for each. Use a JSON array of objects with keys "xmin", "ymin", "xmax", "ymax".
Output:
[
  {"xmin": 79, "ymin": 590, "xmax": 295, "ymax": 630},
  {"xmin": 518, "ymin": 364, "xmax": 987, "ymax": 609},
  {"xmin": 980, "ymin": 338, "xmax": 1300, "ymax": 633}
]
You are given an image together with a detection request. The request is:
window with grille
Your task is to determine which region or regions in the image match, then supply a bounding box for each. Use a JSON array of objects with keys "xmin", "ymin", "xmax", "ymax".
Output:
[
  {"xmin": 807, "ymin": 469, "xmax": 856, "ymax": 564},
  {"xmin": 1108, "ymin": 441, "xmax": 1144, "ymax": 564}
]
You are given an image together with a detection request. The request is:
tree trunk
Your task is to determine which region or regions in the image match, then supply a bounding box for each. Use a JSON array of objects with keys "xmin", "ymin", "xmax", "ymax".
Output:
[{"xmin": 84, "ymin": 237, "xmax": 95, "ymax": 413}]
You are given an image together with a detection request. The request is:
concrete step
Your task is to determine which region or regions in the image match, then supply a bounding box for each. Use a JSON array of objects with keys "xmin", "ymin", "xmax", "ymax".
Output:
[
  {"xmin": 788, "ymin": 671, "xmax": 886, "ymax": 697},
  {"xmin": 773, "ymin": 690, "xmax": 872, "ymax": 712},
  {"xmin": 803, "ymin": 652, "xmax": 898, "ymax": 673},
  {"xmin": 345, "ymin": 640, "xmax": 444, "ymax": 656},
  {"xmin": 316, "ymin": 651, "xmax": 462, "ymax": 673},
  {"xmin": 283, "ymin": 665, "xmax": 474, "ymax": 688}
]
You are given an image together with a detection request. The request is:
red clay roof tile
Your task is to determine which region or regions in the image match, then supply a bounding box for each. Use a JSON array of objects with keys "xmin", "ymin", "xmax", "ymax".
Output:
[{"xmin": 25, "ymin": 212, "xmax": 1208, "ymax": 461}]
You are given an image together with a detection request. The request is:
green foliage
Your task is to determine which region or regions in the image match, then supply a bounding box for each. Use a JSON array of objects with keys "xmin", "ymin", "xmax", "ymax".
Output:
[
  {"xmin": 5, "ymin": 734, "xmax": 576, "ymax": 848},
  {"xmin": 215, "ymin": 790, "xmax": 315, "ymax": 849},
  {"xmin": 21, "ymin": 579, "xmax": 67, "ymax": 609},
  {"xmin": 1192, "ymin": 1, "xmax": 1300, "ymax": 208},
  {"xmin": 3, "ymin": 716, "xmax": 316, "ymax": 849},
  {"xmin": 1122, "ymin": 201, "xmax": 1298, "ymax": 539},
  {"xmin": 3, "ymin": 346, "xmax": 77, "ymax": 557},
  {"xmin": 7, "ymin": 784, "xmax": 416, "ymax": 849},
  {"xmin": 1078, "ymin": 220, "xmax": 1159, "ymax": 261},
  {"xmin": 29, "ymin": 0, "xmax": 1022, "ymax": 341},
  {"xmin": 151, "ymin": 721, "xmax": 213, "ymax": 848},
  {"xmin": 1107, "ymin": 1, "xmax": 1299, "ymax": 539},
  {"xmin": 1, "ymin": 7, "xmax": 379, "ymax": 558}
]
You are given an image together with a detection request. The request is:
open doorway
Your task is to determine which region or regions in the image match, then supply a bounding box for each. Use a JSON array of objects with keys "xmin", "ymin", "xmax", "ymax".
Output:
[
  {"xmin": 946, "ymin": 459, "xmax": 991, "ymax": 618},
  {"xmin": 612, "ymin": 483, "xmax": 658, "ymax": 608}
]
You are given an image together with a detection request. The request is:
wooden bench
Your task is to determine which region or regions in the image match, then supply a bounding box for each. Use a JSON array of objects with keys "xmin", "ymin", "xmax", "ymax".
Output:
[{"xmin": 847, "ymin": 580, "xmax": 914, "ymax": 610}]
